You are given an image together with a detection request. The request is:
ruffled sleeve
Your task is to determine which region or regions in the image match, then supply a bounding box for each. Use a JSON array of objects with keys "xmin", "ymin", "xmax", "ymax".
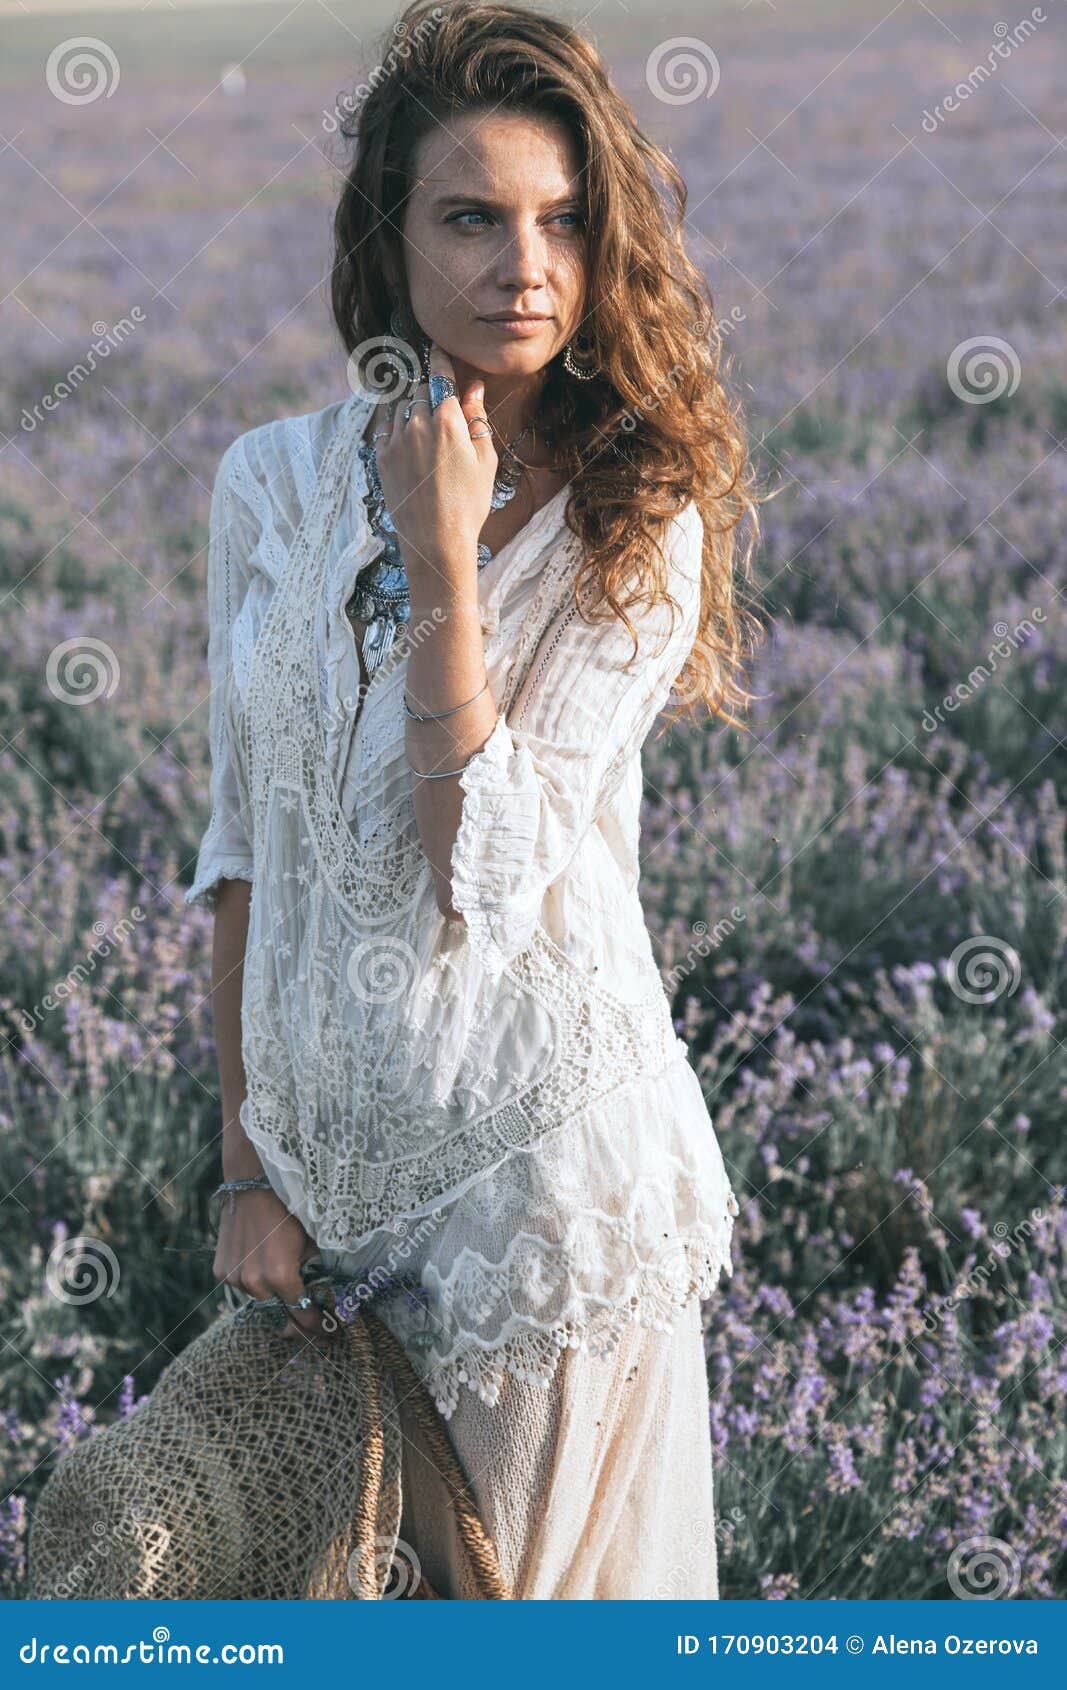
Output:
[
  {"xmin": 184, "ymin": 437, "xmax": 259, "ymax": 912},
  {"xmin": 449, "ymin": 500, "xmax": 705, "ymax": 977}
]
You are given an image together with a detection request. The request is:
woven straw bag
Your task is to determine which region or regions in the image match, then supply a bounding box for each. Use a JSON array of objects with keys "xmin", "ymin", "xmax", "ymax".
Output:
[{"xmin": 28, "ymin": 1304, "xmax": 510, "ymax": 1600}]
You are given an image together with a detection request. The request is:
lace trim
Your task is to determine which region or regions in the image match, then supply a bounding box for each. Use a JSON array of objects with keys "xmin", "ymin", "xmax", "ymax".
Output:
[
  {"xmin": 380, "ymin": 1208, "xmax": 739, "ymax": 1418},
  {"xmin": 183, "ymin": 858, "xmax": 254, "ymax": 912}
]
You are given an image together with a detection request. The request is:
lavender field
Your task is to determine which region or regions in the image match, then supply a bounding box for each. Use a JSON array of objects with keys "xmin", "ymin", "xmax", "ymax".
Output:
[{"xmin": 1, "ymin": 0, "xmax": 1065, "ymax": 1599}]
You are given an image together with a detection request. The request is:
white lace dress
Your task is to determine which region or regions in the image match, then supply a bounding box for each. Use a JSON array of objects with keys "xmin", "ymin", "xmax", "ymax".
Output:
[{"xmin": 186, "ymin": 392, "xmax": 739, "ymax": 1598}]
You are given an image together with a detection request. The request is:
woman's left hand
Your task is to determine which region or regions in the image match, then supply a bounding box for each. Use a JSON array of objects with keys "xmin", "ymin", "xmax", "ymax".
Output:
[{"xmin": 374, "ymin": 342, "xmax": 498, "ymax": 603}]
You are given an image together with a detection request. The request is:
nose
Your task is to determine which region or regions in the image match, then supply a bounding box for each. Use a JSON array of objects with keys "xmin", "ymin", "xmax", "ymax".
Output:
[{"xmin": 494, "ymin": 219, "xmax": 549, "ymax": 293}]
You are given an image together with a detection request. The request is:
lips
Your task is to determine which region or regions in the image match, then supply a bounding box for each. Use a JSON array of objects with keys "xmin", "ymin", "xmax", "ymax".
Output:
[{"xmin": 481, "ymin": 313, "xmax": 551, "ymax": 323}]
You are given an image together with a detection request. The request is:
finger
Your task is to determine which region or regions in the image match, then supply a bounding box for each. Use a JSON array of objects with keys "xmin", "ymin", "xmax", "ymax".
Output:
[
  {"xmin": 426, "ymin": 341, "xmax": 464, "ymax": 423},
  {"xmin": 461, "ymin": 377, "xmax": 496, "ymax": 460},
  {"xmin": 374, "ymin": 398, "xmax": 398, "ymax": 454},
  {"xmin": 299, "ymin": 1247, "xmax": 339, "ymax": 1340},
  {"xmin": 395, "ymin": 372, "xmax": 431, "ymax": 441},
  {"xmin": 267, "ymin": 1266, "xmax": 326, "ymax": 1340},
  {"xmin": 368, "ymin": 399, "xmax": 394, "ymax": 443}
]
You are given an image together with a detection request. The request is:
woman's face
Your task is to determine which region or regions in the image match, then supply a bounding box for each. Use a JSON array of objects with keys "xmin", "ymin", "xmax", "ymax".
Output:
[{"xmin": 399, "ymin": 107, "xmax": 588, "ymax": 379}]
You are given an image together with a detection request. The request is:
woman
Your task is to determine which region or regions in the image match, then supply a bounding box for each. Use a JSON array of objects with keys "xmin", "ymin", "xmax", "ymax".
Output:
[{"xmin": 186, "ymin": 0, "xmax": 761, "ymax": 1599}]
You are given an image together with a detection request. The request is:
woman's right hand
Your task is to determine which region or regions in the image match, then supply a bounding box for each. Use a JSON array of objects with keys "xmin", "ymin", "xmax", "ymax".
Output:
[{"xmin": 213, "ymin": 1188, "xmax": 331, "ymax": 1340}]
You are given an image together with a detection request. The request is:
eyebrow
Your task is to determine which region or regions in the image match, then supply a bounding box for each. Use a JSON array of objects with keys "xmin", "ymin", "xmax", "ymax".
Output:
[{"xmin": 431, "ymin": 192, "xmax": 583, "ymax": 211}]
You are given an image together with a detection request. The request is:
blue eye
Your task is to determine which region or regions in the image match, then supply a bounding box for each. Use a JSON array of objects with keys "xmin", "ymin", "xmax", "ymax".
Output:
[{"xmin": 447, "ymin": 209, "xmax": 584, "ymax": 229}]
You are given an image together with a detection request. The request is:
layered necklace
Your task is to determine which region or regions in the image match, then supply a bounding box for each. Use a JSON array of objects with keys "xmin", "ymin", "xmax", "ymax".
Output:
[{"xmin": 347, "ymin": 410, "xmax": 536, "ymax": 673}]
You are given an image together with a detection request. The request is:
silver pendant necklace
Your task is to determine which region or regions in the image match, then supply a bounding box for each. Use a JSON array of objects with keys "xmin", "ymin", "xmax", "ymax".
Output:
[{"xmin": 348, "ymin": 420, "xmax": 535, "ymax": 673}]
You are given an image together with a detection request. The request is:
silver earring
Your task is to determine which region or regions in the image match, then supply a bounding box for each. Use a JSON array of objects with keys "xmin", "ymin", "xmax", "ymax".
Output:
[
  {"xmin": 563, "ymin": 332, "xmax": 599, "ymax": 380},
  {"xmin": 389, "ymin": 302, "xmax": 416, "ymax": 341}
]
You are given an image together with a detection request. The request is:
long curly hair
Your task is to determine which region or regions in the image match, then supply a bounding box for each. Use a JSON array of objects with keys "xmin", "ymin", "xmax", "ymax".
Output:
[{"xmin": 330, "ymin": 0, "xmax": 765, "ymax": 730}]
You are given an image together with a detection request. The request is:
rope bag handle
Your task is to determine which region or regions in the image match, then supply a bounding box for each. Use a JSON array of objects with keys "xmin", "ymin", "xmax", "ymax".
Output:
[{"xmin": 354, "ymin": 1303, "xmax": 513, "ymax": 1600}]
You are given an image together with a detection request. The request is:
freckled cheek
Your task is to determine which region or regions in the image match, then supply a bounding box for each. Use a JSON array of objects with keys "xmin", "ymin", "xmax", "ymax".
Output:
[{"xmin": 407, "ymin": 239, "xmax": 483, "ymax": 323}]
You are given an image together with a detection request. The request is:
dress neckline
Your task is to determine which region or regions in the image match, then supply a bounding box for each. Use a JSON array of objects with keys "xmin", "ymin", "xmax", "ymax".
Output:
[{"xmin": 477, "ymin": 477, "xmax": 573, "ymax": 599}]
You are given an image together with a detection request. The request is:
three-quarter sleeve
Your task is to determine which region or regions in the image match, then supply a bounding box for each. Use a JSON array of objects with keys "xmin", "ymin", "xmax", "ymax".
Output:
[
  {"xmin": 449, "ymin": 500, "xmax": 705, "ymax": 978},
  {"xmin": 184, "ymin": 437, "xmax": 259, "ymax": 912}
]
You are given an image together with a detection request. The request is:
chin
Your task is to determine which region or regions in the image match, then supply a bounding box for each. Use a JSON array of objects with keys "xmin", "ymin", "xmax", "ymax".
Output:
[
  {"xmin": 481, "ymin": 352, "xmax": 553, "ymax": 376},
  {"xmin": 460, "ymin": 336, "xmax": 559, "ymax": 377}
]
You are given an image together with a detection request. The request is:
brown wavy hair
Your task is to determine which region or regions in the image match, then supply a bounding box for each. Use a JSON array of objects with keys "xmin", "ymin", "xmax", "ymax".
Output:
[{"xmin": 330, "ymin": 0, "xmax": 765, "ymax": 730}]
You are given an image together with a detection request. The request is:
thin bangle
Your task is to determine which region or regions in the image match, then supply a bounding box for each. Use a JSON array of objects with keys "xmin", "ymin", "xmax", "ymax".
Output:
[
  {"xmin": 403, "ymin": 675, "xmax": 490, "ymax": 722},
  {"xmin": 213, "ymin": 1174, "xmax": 273, "ymax": 1215},
  {"xmin": 408, "ymin": 754, "xmax": 474, "ymax": 780}
]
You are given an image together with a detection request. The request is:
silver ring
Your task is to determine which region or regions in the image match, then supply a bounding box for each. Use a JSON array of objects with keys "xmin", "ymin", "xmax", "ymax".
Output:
[
  {"xmin": 403, "ymin": 397, "xmax": 432, "ymax": 423},
  {"xmin": 288, "ymin": 1295, "xmax": 315, "ymax": 1311},
  {"xmin": 428, "ymin": 373, "xmax": 456, "ymax": 411},
  {"xmin": 469, "ymin": 426, "xmax": 492, "ymax": 439},
  {"xmin": 371, "ymin": 429, "xmax": 391, "ymax": 442}
]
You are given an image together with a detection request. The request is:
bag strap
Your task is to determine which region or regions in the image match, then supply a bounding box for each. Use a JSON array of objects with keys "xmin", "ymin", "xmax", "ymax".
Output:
[{"xmin": 357, "ymin": 1304, "xmax": 513, "ymax": 1600}]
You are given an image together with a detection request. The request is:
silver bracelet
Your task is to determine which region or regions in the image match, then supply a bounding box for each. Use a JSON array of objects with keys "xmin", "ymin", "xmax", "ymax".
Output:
[
  {"xmin": 408, "ymin": 755, "xmax": 474, "ymax": 780},
  {"xmin": 214, "ymin": 1174, "xmax": 273, "ymax": 1215},
  {"xmin": 403, "ymin": 675, "xmax": 490, "ymax": 722}
]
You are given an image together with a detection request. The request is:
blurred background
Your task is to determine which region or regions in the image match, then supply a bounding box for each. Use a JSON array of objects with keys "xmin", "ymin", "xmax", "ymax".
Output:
[{"xmin": 0, "ymin": 0, "xmax": 1064, "ymax": 1599}]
